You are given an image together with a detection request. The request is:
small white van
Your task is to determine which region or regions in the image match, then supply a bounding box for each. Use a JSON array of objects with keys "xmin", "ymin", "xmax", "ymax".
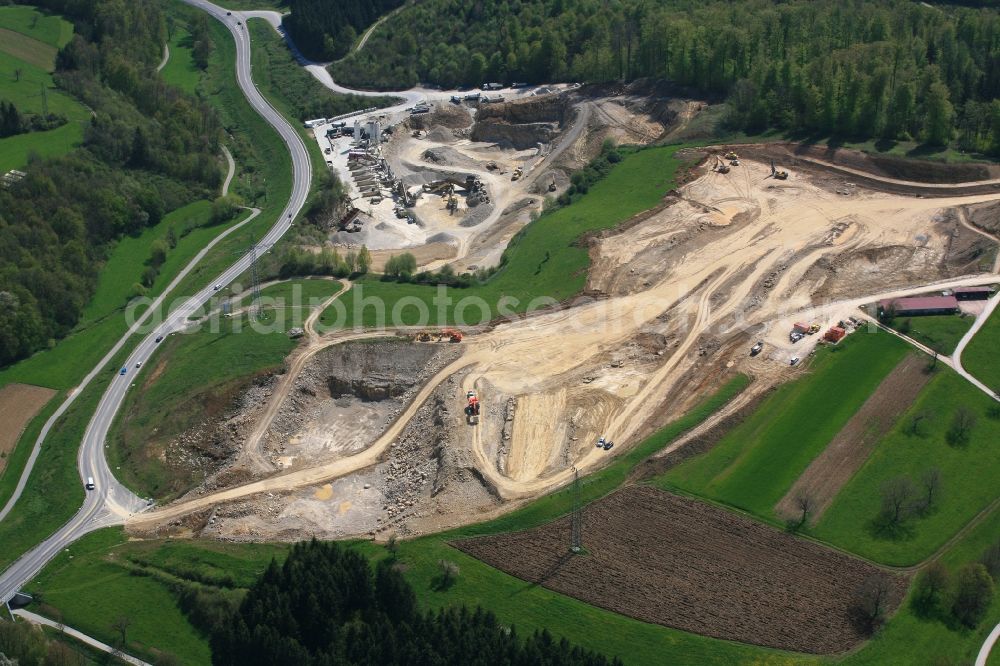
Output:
[{"xmin": 85, "ymin": 477, "xmax": 95, "ymax": 490}]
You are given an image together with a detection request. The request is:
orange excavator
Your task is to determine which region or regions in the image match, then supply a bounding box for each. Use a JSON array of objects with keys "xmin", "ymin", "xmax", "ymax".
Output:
[
  {"xmin": 440, "ymin": 328, "xmax": 463, "ymax": 342},
  {"xmin": 465, "ymin": 390, "xmax": 480, "ymax": 424}
]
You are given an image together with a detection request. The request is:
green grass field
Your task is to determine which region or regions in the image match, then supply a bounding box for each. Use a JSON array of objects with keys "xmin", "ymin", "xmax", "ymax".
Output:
[
  {"xmin": 28, "ymin": 529, "xmax": 289, "ymax": 665},
  {"xmin": 160, "ymin": 28, "xmax": 198, "ymax": 94},
  {"xmin": 963, "ymin": 299, "xmax": 1000, "ymax": 393},
  {"xmin": 0, "ymin": 40, "xmax": 88, "ymax": 171},
  {"xmin": 657, "ymin": 330, "xmax": 910, "ymax": 521},
  {"xmin": 887, "ymin": 313, "xmax": 974, "ymax": 356},
  {"xmin": 0, "ymin": 5, "xmax": 74, "ymax": 48},
  {"xmin": 813, "ymin": 368, "xmax": 1000, "ymax": 565},
  {"xmin": 319, "ymin": 145, "xmax": 686, "ymax": 330},
  {"xmin": 257, "ymin": 276, "xmax": 343, "ymax": 305}
]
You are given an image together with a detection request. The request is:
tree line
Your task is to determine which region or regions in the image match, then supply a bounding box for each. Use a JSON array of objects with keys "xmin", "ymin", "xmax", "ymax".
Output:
[
  {"xmin": 0, "ymin": 0, "xmax": 223, "ymax": 368},
  {"xmin": 320, "ymin": 0, "xmax": 1000, "ymax": 152},
  {"xmin": 208, "ymin": 539, "xmax": 621, "ymax": 666},
  {"xmin": 0, "ymin": 100, "xmax": 67, "ymax": 139}
]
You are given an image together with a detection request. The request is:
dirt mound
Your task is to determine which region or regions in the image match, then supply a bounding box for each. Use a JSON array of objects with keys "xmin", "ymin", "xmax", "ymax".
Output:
[
  {"xmin": 471, "ymin": 120, "xmax": 557, "ymax": 150},
  {"xmin": 455, "ymin": 486, "xmax": 907, "ymax": 654},
  {"xmin": 965, "ymin": 200, "xmax": 1000, "ymax": 235},
  {"xmin": 421, "ymin": 146, "xmax": 480, "ymax": 171},
  {"xmin": 408, "ymin": 104, "xmax": 473, "ymax": 130},
  {"xmin": 476, "ymin": 95, "xmax": 569, "ymax": 124}
]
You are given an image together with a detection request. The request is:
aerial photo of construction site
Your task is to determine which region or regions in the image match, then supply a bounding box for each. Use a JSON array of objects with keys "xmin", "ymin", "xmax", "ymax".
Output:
[{"xmin": 2, "ymin": 2, "xmax": 1000, "ymax": 664}]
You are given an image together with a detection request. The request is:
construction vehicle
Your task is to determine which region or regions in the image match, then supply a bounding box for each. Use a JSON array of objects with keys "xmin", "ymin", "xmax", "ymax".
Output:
[
  {"xmin": 770, "ymin": 160, "xmax": 789, "ymax": 180},
  {"xmin": 750, "ymin": 341, "xmax": 764, "ymax": 356},
  {"xmin": 415, "ymin": 330, "xmax": 433, "ymax": 342},
  {"xmin": 511, "ymin": 167, "xmax": 523, "ymax": 181},
  {"xmin": 715, "ymin": 156, "xmax": 730, "ymax": 174},
  {"xmin": 442, "ymin": 328, "xmax": 463, "ymax": 343},
  {"xmin": 730, "ymin": 158, "xmax": 740, "ymax": 166},
  {"xmin": 465, "ymin": 390, "xmax": 481, "ymax": 424},
  {"xmin": 808, "ymin": 323, "xmax": 820, "ymax": 334},
  {"xmin": 548, "ymin": 176, "xmax": 557, "ymax": 192},
  {"xmin": 725, "ymin": 151, "xmax": 738, "ymax": 160}
]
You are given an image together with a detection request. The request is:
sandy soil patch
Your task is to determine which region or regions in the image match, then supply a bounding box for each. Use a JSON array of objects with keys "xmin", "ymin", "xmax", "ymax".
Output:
[{"xmin": 455, "ymin": 486, "xmax": 908, "ymax": 654}]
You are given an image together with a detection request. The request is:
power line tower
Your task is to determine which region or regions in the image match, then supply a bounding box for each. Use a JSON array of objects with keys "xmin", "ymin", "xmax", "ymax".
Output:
[
  {"xmin": 233, "ymin": 236, "xmax": 264, "ymax": 319},
  {"xmin": 570, "ymin": 466, "xmax": 583, "ymax": 553}
]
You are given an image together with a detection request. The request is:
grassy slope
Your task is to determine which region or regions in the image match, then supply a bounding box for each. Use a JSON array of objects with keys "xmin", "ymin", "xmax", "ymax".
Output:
[
  {"xmin": 0, "ymin": 5, "xmax": 74, "ymax": 48},
  {"xmin": 108, "ymin": 308, "xmax": 296, "ymax": 498},
  {"xmin": 0, "ymin": 6, "xmax": 85, "ymax": 171},
  {"xmin": 160, "ymin": 28, "xmax": 198, "ymax": 94},
  {"xmin": 0, "ymin": 346, "xmax": 126, "ymax": 571},
  {"xmin": 320, "ymin": 145, "xmax": 684, "ymax": 329},
  {"xmin": 165, "ymin": 16, "xmax": 293, "ymax": 300},
  {"xmin": 257, "ymin": 276, "xmax": 342, "ymax": 303},
  {"xmin": 28, "ymin": 528, "xmax": 288, "ymax": 665},
  {"xmin": 0, "ymin": 202, "xmax": 248, "ymax": 390},
  {"xmin": 963, "ymin": 300, "xmax": 1000, "ymax": 393},
  {"xmin": 814, "ymin": 368, "xmax": 1000, "ymax": 565},
  {"xmin": 658, "ymin": 331, "xmax": 909, "ymax": 520},
  {"xmin": 887, "ymin": 313, "xmax": 974, "ymax": 356}
]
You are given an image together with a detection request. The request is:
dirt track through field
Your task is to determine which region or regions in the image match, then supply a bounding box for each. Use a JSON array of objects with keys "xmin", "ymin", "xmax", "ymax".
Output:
[
  {"xmin": 455, "ymin": 486, "xmax": 908, "ymax": 654},
  {"xmin": 775, "ymin": 353, "xmax": 932, "ymax": 523},
  {"xmin": 0, "ymin": 384, "xmax": 56, "ymax": 474}
]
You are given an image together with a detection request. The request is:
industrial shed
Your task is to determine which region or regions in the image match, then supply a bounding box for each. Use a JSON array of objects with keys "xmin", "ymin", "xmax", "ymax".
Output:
[
  {"xmin": 953, "ymin": 286, "xmax": 993, "ymax": 301},
  {"xmin": 878, "ymin": 295, "xmax": 959, "ymax": 317}
]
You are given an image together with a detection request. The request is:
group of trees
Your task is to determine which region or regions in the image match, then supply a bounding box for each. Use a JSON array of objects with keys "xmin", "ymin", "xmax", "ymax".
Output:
[
  {"xmin": 0, "ymin": 101, "xmax": 66, "ymax": 138},
  {"xmin": 275, "ymin": 245, "xmax": 371, "ymax": 279},
  {"xmin": 284, "ymin": 0, "xmax": 404, "ymax": 62},
  {"xmin": 912, "ymin": 539, "xmax": 999, "ymax": 629},
  {"xmin": 0, "ymin": 0, "xmax": 223, "ymax": 367},
  {"xmin": 876, "ymin": 467, "xmax": 943, "ymax": 534},
  {"xmin": 208, "ymin": 539, "xmax": 621, "ymax": 665},
  {"xmin": 319, "ymin": 0, "xmax": 1000, "ymax": 151},
  {"xmin": 0, "ymin": 618, "xmax": 87, "ymax": 666}
]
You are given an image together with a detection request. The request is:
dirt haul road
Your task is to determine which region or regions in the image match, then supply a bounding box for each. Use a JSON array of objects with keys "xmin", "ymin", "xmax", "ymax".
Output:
[{"xmin": 128, "ymin": 157, "xmax": 1000, "ymax": 530}]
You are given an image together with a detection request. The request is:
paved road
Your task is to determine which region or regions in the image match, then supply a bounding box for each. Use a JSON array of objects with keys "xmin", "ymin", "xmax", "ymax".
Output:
[
  {"xmin": 0, "ymin": 0, "xmax": 312, "ymax": 605},
  {"xmin": 13, "ymin": 609, "xmax": 152, "ymax": 666}
]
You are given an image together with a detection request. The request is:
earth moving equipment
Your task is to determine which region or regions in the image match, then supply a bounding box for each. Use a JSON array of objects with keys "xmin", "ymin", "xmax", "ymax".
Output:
[
  {"xmin": 441, "ymin": 328, "xmax": 463, "ymax": 342},
  {"xmin": 730, "ymin": 159, "xmax": 740, "ymax": 166},
  {"xmin": 549, "ymin": 176, "xmax": 557, "ymax": 192},
  {"xmin": 725, "ymin": 151, "xmax": 738, "ymax": 160},
  {"xmin": 770, "ymin": 160, "xmax": 789, "ymax": 180},
  {"xmin": 511, "ymin": 167, "xmax": 523, "ymax": 181},
  {"xmin": 465, "ymin": 390, "xmax": 481, "ymax": 424},
  {"xmin": 750, "ymin": 341, "xmax": 764, "ymax": 356},
  {"xmin": 715, "ymin": 156, "xmax": 730, "ymax": 174}
]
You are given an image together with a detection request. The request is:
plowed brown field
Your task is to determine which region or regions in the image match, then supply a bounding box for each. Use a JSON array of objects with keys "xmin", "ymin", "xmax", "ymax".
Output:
[
  {"xmin": 0, "ymin": 383, "xmax": 55, "ymax": 473},
  {"xmin": 454, "ymin": 486, "xmax": 907, "ymax": 654}
]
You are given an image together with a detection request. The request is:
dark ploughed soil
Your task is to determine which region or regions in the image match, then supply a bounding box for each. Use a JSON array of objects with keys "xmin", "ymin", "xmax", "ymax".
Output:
[{"xmin": 454, "ymin": 486, "xmax": 907, "ymax": 654}]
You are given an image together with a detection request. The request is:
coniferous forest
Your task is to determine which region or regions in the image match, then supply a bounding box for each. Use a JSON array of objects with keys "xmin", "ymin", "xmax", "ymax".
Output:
[
  {"xmin": 0, "ymin": 0, "xmax": 221, "ymax": 367},
  {"xmin": 209, "ymin": 540, "xmax": 621, "ymax": 666},
  {"xmin": 308, "ymin": 0, "xmax": 1000, "ymax": 153}
]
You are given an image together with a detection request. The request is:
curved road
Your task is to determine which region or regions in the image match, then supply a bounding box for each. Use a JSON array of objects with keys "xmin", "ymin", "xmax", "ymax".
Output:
[{"xmin": 0, "ymin": 0, "xmax": 312, "ymax": 604}]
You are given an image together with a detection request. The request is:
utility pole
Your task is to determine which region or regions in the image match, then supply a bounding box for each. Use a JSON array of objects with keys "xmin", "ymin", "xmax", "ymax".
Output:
[
  {"xmin": 570, "ymin": 466, "xmax": 582, "ymax": 553},
  {"xmin": 233, "ymin": 236, "xmax": 264, "ymax": 319}
]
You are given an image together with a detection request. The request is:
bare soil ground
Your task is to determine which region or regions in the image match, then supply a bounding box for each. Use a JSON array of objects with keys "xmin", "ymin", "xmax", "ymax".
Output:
[
  {"xmin": 454, "ymin": 486, "xmax": 908, "ymax": 654},
  {"xmin": 775, "ymin": 353, "xmax": 933, "ymax": 523},
  {"xmin": 130, "ymin": 148, "xmax": 1000, "ymax": 538},
  {"xmin": 0, "ymin": 384, "xmax": 55, "ymax": 474}
]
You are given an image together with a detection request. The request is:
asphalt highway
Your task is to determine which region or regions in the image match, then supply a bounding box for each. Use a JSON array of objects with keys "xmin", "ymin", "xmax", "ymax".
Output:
[{"xmin": 0, "ymin": 0, "xmax": 311, "ymax": 604}]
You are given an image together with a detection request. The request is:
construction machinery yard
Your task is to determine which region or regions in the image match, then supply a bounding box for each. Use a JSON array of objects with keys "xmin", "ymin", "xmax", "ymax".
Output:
[{"xmin": 125, "ymin": 109, "xmax": 1000, "ymax": 542}]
